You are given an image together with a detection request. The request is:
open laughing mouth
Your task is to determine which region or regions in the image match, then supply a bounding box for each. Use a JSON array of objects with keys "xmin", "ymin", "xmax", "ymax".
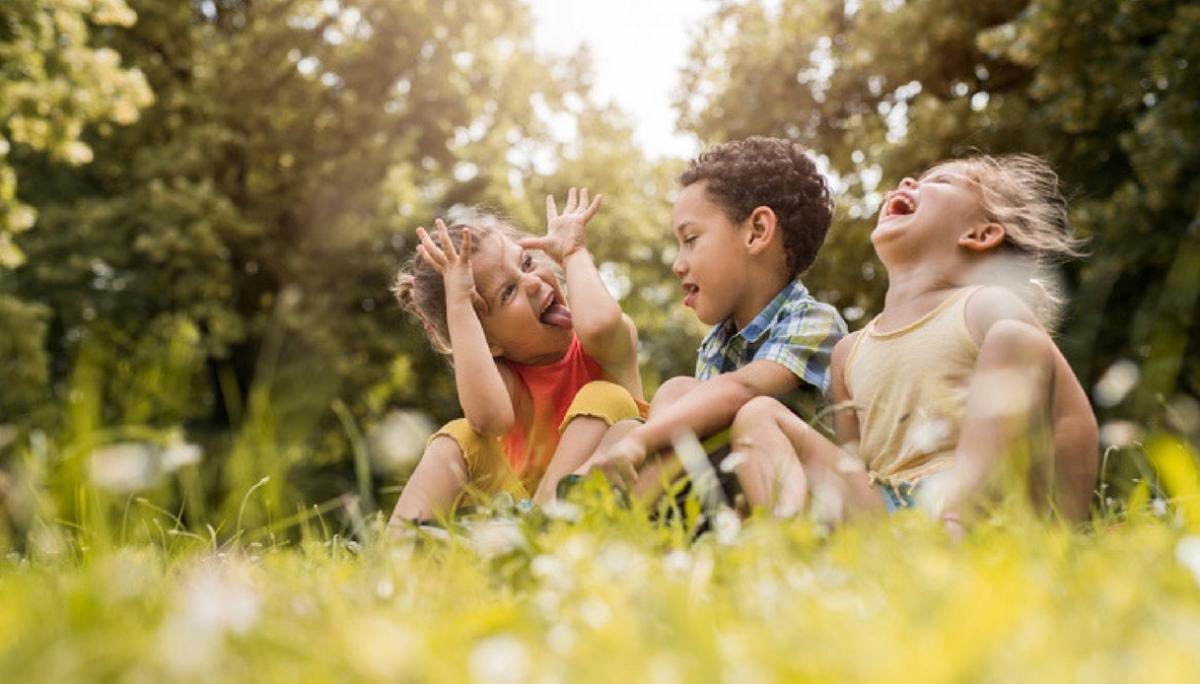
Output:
[
  {"xmin": 538, "ymin": 291, "xmax": 573, "ymax": 329},
  {"xmin": 880, "ymin": 191, "xmax": 917, "ymax": 221},
  {"xmin": 682, "ymin": 283, "xmax": 699, "ymax": 309}
]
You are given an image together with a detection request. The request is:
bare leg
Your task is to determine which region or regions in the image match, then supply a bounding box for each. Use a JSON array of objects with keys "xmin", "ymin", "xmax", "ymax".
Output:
[
  {"xmin": 388, "ymin": 436, "xmax": 469, "ymax": 526},
  {"xmin": 627, "ymin": 376, "xmax": 700, "ymax": 503},
  {"xmin": 731, "ymin": 396, "xmax": 883, "ymax": 520},
  {"xmin": 533, "ymin": 415, "xmax": 612, "ymax": 504}
]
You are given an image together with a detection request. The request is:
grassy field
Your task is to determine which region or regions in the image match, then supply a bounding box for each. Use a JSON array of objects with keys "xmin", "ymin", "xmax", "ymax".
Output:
[{"xmin": 2, "ymin": 435, "xmax": 1200, "ymax": 682}]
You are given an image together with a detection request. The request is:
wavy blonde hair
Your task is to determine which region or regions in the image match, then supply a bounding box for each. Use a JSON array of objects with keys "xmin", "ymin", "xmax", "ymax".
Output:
[{"xmin": 926, "ymin": 153, "xmax": 1087, "ymax": 329}]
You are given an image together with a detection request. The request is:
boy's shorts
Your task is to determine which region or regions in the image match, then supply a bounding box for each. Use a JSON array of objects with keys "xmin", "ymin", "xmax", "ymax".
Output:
[
  {"xmin": 877, "ymin": 480, "xmax": 922, "ymax": 513},
  {"xmin": 428, "ymin": 380, "xmax": 646, "ymax": 505}
]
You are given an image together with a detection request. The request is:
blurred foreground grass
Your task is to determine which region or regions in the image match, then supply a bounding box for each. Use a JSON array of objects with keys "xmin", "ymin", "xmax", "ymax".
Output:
[{"xmin": 3, "ymin": 448, "xmax": 1200, "ymax": 683}]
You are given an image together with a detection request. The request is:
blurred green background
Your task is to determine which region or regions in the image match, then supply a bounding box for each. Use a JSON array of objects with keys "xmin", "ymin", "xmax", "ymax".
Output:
[{"xmin": 1, "ymin": 0, "xmax": 1196, "ymax": 543}]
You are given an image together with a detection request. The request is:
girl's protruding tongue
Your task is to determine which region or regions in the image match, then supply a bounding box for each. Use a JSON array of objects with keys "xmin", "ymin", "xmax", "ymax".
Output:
[{"xmin": 540, "ymin": 303, "xmax": 573, "ymax": 329}]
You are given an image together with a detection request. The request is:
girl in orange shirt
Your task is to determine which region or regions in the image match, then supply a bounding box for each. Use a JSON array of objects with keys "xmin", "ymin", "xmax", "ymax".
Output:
[{"xmin": 388, "ymin": 189, "xmax": 646, "ymax": 525}]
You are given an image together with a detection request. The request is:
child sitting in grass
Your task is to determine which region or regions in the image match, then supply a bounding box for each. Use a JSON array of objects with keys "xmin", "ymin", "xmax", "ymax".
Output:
[
  {"xmin": 727, "ymin": 154, "xmax": 1099, "ymax": 525},
  {"xmin": 387, "ymin": 189, "xmax": 646, "ymax": 525},
  {"xmin": 573, "ymin": 137, "xmax": 847, "ymax": 513}
]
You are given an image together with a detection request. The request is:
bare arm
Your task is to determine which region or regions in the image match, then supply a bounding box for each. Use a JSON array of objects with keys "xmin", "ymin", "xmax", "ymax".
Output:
[
  {"xmin": 578, "ymin": 360, "xmax": 801, "ymax": 485},
  {"xmin": 521, "ymin": 188, "xmax": 642, "ymax": 397},
  {"xmin": 829, "ymin": 332, "xmax": 862, "ymax": 449},
  {"xmin": 1049, "ymin": 347, "xmax": 1099, "ymax": 521},
  {"xmin": 419, "ymin": 220, "xmax": 516, "ymax": 437},
  {"xmin": 946, "ymin": 286, "xmax": 1095, "ymax": 517}
]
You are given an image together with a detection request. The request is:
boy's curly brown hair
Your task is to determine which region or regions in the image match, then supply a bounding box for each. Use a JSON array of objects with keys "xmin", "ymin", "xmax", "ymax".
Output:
[{"xmin": 679, "ymin": 136, "xmax": 832, "ymax": 276}]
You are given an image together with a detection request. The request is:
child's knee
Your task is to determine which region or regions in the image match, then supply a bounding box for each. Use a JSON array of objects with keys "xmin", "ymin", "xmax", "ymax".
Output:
[
  {"xmin": 561, "ymin": 381, "xmax": 641, "ymax": 430},
  {"xmin": 650, "ymin": 376, "xmax": 700, "ymax": 411},
  {"xmin": 732, "ymin": 395, "xmax": 786, "ymax": 432}
]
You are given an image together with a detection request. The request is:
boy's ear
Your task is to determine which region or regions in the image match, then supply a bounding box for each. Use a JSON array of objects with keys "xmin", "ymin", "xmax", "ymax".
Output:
[
  {"xmin": 960, "ymin": 221, "xmax": 1006, "ymax": 252},
  {"xmin": 743, "ymin": 206, "xmax": 778, "ymax": 256}
]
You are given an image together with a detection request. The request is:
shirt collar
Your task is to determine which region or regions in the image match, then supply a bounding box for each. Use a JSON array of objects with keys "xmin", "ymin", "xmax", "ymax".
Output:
[{"xmin": 699, "ymin": 278, "xmax": 810, "ymax": 349}]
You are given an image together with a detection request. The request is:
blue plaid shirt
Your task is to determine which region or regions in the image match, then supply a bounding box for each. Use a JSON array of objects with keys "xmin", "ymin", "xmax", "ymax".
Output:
[{"xmin": 694, "ymin": 279, "xmax": 847, "ymax": 394}]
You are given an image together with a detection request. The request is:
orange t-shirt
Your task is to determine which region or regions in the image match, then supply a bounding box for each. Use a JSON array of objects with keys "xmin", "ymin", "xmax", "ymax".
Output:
[{"xmin": 503, "ymin": 335, "xmax": 605, "ymax": 486}]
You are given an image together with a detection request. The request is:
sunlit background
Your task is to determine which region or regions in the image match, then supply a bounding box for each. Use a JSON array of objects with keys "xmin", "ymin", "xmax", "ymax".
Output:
[{"xmin": 1, "ymin": 1, "xmax": 1198, "ymax": 678}]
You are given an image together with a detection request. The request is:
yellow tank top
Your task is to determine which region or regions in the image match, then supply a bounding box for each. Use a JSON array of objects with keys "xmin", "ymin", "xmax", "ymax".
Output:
[{"xmin": 844, "ymin": 287, "xmax": 980, "ymax": 485}]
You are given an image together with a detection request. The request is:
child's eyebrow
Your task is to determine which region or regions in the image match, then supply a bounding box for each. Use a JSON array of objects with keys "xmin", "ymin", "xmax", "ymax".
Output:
[{"xmin": 673, "ymin": 220, "xmax": 694, "ymax": 235}]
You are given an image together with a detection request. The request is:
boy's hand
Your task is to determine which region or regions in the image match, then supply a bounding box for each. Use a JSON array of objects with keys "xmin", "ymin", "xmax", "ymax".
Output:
[
  {"xmin": 578, "ymin": 432, "xmax": 646, "ymax": 489},
  {"xmin": 417, "ymin": 218, "xmax": 488, "ymax": 314},
  {"xmin": 520, "ymin": 187, "xmax": 602, "ymax": 263}
]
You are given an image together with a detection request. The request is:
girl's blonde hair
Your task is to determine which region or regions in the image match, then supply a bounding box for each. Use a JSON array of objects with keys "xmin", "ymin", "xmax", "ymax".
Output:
[
  {"xmin": 391, "ymin": 210, "xmax": 526, "ymax": 355},
  {"xmin": 932, "ymin": 153, "xmax": 1087, "ymax": 329}
]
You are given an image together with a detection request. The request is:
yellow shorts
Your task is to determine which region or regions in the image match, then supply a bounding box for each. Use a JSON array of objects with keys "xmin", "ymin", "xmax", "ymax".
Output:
[{"xmin": 429, "ymin": 380, "xmax": 647, "ymax": 505}]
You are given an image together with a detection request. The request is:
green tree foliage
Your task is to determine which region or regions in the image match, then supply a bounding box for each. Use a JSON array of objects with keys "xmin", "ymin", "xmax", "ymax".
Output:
[
  {"xmin": 6, "ymin": 0, "xmax": 690, "ymax": 525},
  {"xmin": 0, "ymin": 0, "xmax": 152, "ymax": 422},
  {"xmin": 676, "ymin": 0, "xmax": 1200, "ymax": 437}
]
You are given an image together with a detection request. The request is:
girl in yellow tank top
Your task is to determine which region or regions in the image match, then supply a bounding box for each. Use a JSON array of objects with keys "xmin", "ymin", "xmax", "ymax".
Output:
[{"xmin": 727, "ymin": 154, "xmax": 1099, "ymax": 526}]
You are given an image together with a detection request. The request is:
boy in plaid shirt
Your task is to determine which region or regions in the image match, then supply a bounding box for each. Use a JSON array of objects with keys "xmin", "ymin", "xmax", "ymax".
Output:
[{"xmin": 573, "ymin": 137, "xmax": 846, "ymax": 513}]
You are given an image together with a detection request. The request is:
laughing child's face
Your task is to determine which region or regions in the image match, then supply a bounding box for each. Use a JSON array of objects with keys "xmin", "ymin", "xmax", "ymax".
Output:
[
  {"xmin": 472, "ymin": 231, "xmax": 574, "ymax": 364},
  {"xmin": 670, "ymin": 181, "xmax": 753, "ymax": 326},
  {"xmin": 872, "ymin": 162, "xmax": 991, "ymax": 262}
]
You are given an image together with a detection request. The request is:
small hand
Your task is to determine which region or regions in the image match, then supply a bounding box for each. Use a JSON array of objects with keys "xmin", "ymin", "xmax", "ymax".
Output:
[
  {"xmin": 519, "ymin": 187, "xmax": 602, "ymax": 263},
  {"xmin": 576, "ymin": 434, "xmax": 646, "ymax": 489},
  {"xmin": 416, "ymin": 218, "xmax": 488, "ymax": 314}
]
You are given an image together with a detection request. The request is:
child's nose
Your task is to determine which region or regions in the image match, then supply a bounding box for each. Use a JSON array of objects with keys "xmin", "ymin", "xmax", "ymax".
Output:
[
  {"xmin": 899, "ymin": 177, "xmax": 917, "ymax": 189},
  {"xmin": 672, "ymin": 254, "xmax": 686, "ymax": 278},
  {"xmin": 523, "ymin": 273, "xmax": 541, "ymax": 295}
]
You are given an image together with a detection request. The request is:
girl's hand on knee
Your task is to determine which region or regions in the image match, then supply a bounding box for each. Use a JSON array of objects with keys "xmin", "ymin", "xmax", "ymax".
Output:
[
  {"xmin": 520, "ymin": 187, "xmax": 602, "ymax": 264},
  {"xmin": 577, "ymin": 434, "xmax": 645, "ymax": 489}
]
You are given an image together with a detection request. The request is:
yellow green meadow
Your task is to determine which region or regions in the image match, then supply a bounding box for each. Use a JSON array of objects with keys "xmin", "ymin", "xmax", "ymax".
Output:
[{"xmin": 3, "ymin": 438, "xmax": 1200, "ymax": 683}]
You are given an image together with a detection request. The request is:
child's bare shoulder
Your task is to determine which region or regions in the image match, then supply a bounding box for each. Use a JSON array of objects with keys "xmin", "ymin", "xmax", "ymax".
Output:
[{"xmin": 964, "ymin": 285, "xmax": 1041, "ymax": 342}]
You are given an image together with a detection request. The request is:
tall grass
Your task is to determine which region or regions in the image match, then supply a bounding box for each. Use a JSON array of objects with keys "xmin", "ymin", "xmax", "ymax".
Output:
[{"xmin": 1, "ymin": 331, "xmax": 1199, "ymax": 681}]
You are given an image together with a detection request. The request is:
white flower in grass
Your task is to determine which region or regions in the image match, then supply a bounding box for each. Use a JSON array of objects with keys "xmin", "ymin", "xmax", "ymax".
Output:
[
  {"xmin": 159, "ymin": 559, "xmax": 262, "ymax": 675},
  {"xmin": 1094, "ymin": 360, "xmax": 1139, "ymax": 407},
  {"xmin": 368, "ymin": 410, "xmax": 435, "ymax": 472},
  {"xmin": 469, "ymin": 634, "xmax": 529, "ymax": 684},
  {"xmin": 663, "ymin": 549, "xmax": 692, "ymax": 574},
  {"xmin": 1099, "ymin": 421, "xmax": 1141, "ymax": 448},
  {"xmin": 467, "ymin": 519, "xmax": 526, "ymax": 560},
  {"xmin": 546, "ymin": 623, "xmax": 575, "ymax": 654},
  {"xmin": 531, "ymin": 554, "xmax": 565, "ymax": 580},
  {"xmin": 579, "ymin": 597, "xmax": 612, "ymax": 629},
  {"xmin": 88, "ymin": 442, "xmax": 157, "ymax": 493},
  {"xmin": 809, "ymin": 480, "xmax": 844, "ymax": 527},
  {"xmin": 542, "ymin": 499, "xmax": 581, "ymax": 522},
  {"xmin": 179, "ymin": 561, "xmax": 262, "ymax": 635},
  {"xmin": 162, "ymin": 438, "xmax": 202, "ymax": 471},
  {"xmin": 1175, "ymin": 535, "xmax": 1200, "ymax": 587},
  {"xmin": 714, "ymin": 508, "xmax": 741, "ymax": 546},
  {"xmin": 597, "ymin": 541, "xmax": 645, "ymax": 581}
]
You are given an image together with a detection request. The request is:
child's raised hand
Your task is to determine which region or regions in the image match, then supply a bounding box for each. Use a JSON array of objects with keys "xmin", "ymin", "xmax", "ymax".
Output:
[
  {"xmin": 416, "ymin": 219, "xmax": 488, "ymax": 314},
  {"xmin": 520, "ymin": 187, "xmax": 602, "ymax": 263}
]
